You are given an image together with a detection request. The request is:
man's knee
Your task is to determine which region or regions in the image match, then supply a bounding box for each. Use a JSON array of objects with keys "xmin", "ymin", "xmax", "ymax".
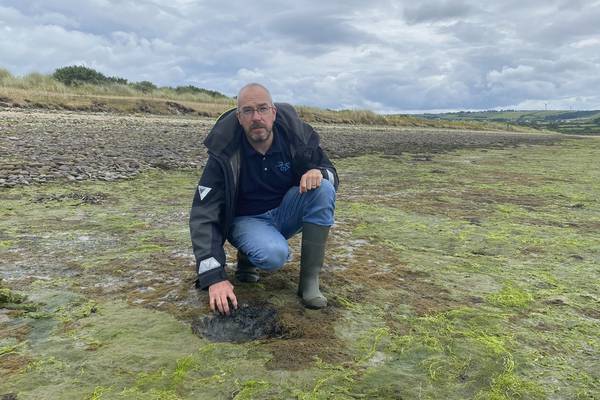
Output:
[
  {"xmin": 316, "ymin": 179, "xmax": 336, "ymax": 202},
  {"xmin": 307, "ymin": 179, "xmax": 336, "ymax": 209},
  {"xmin": 247, "ymin": 242, "xmax": 288, "ymax": 271},
  {"xmin": 303, "ymin": 179, "xmax": 336, "ymax": 226}
]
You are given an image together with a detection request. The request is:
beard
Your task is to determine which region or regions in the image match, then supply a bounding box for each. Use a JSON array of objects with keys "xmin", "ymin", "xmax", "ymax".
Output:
[{"xmin": 244, "ymin": 122, "xmax": 272, "ymax": 144}]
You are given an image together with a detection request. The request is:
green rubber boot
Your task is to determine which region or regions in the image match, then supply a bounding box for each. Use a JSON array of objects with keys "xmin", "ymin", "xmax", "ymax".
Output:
[
  {"xmin": 298, "ymin": 223, "xmax": 329, "ymax": 309},
  {"xmin": 235, "ymin": 251, "xmax": 260, "ymax": 283}
]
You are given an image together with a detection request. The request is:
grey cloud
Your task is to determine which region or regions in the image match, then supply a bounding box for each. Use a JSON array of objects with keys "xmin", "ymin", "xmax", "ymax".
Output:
[
  {"xmin": 267, "ymin": 11, "xmax": 378, "ymax": 47},
  {"xmin": 438, "ymin": 21, "xmax": 502, "ymax": 44},
  {"xmin": 2, "ymin": 0, "xmax": 196, "ymax": 39},
  {"xmin": 403, "ymin": 1, "xmax": 475, "ymax": 24},
  {"xmin": 532, "ymin": 5, "xmax": 600, "ymax": 45}
]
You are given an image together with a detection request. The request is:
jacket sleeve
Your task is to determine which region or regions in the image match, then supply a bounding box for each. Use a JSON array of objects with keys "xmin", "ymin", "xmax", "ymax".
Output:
[
  {"xmin": 189, "ymin": 156, "xmax": 229, "ymax": 289},
  {"xmin": 294, "ymin": 123, "xmax": 340, "ymax": 190}
]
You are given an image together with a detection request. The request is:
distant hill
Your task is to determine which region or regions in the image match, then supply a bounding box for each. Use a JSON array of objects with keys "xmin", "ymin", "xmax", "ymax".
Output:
[{"xmin": 417, "ymin": 110, "xmax": 600, "ymax": 135}]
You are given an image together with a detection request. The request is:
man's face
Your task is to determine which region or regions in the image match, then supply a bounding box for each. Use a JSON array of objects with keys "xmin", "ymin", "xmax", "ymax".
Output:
[{"xmin": 236, "ymin": 86, "xmax": 277, "ymax": 146}]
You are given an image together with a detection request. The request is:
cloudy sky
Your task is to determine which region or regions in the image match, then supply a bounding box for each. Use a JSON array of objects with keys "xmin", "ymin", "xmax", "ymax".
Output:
[{"xmin": 1, "ymin": 0, "xmax": 600, "ymax": 112}]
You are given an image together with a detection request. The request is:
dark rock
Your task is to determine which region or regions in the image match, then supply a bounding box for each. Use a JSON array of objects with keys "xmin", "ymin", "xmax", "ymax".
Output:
[
  {"xmin": 33, "ymin": 192, "xmax": 107, "ymax": 205},
  {"xmin": 166, "ymin": 101, "xmax": 195, "ymax": 114},
  {"xmin": 465, "ymin": 217, "xmax": 482, "ymax": 226},
  {"xmin": 191, "ymin": 304, "xmax": 284, "ymax": 343},
  {"xmin": 412, "ymin": 154, "xmax": 433, "ymax": 162}
]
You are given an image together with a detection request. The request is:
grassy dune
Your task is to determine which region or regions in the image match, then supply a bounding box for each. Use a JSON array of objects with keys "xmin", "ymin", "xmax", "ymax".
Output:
[
  {"xmin": 0, "ymin": 87, "xmax": 234, "ymax": 117},
  {"xmin": 0, "ymin": 68, "xmax": 235, "ymax": 117},
  {"xmin": 1, "ymin": 137, "xmax": 599, "ymax": 399},
  {"xmin": 1, "ymin": 67, "xmax": 537, "ymax": 131}
]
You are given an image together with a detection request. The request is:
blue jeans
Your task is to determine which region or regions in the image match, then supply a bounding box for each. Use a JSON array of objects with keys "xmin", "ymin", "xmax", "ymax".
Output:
[{"xmin": 228, "ymin": 179, "xmax": 336, "ymax": 271}]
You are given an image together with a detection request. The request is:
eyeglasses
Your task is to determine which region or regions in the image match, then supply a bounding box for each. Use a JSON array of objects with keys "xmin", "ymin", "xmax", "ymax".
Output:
[{"xmin": 238, "ymin": 105, "xmax": 273, "ymax": 118}]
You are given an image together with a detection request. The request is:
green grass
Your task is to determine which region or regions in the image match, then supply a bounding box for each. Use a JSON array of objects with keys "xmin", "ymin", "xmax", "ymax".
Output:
[
  {"xmin": 296, "ymin": 105, "xmax": 537, "ymax": 131},
  {"xmin": 1, "ymin": 138, "xmax": 599, "ymax": 398}
]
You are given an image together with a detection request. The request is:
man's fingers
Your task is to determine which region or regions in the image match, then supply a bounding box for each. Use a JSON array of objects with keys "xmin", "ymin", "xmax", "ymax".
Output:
[
  {"xmin": 299, "ymin": 175, "xmax": 307, "ymax": 193},
  {"xmin": 229, "ymin": 292, "xmax": 238, "ymax": 310},
  {"xmin": 220, "ymin": 296, "xmax": 230, "ymax": 315},
  {"xmin": 306, "ymin": 177, "xmax": 321, "ymax": 190},
  {"xmin": 208, "ymin": 281, "xmax": 236, "ymax": 315},
  {"xmin": 300, "ymin": 170, "xmax": 322, "ymax": 193},
  {"xmin": 214, "ymin": 296, "xmax": 227, "ymax": 315}
]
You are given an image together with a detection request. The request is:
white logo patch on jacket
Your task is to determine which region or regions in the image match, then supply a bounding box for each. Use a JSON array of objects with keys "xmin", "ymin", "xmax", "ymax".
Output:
[
  {"xmin": 198, "ymin": 185, "xmax": 212, "ymax": 200},
  {"xmin": 198, "ymin": 256, "xmax": 220, "ymax": 274}
]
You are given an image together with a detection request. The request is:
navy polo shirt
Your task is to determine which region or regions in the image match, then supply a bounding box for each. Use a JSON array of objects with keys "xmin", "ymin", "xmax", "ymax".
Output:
[{"xmin": 236, "ymin": 128, "xmax": 296, "ymax": 216}]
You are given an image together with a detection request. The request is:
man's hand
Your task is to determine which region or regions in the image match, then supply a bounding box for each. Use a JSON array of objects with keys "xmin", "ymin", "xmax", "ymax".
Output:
[
  {"xmin": 208, "ymin": 280, "xmax": 238, "ymax": 315},
  {"xmin": 300, "ymin": 169, "xmax": 323, "ymax": 193}
]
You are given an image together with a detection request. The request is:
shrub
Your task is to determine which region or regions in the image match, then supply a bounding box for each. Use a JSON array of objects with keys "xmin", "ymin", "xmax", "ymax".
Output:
[
  {"xmin": 106, "ymin": 76, "xmax": 128, "ymax": 85},
  {"xmin": 130, "ymin": 80, "xmax": 157, "ymax": 93},
  {"xmin": 52, "ymin": 65, "xmax": 127, "ymax": 86},
  {"xmin": 174, "ymin": 85, "xmax": 227, "ymax": 99},
  {"xmin": 0, "ymin": 68, "xmax": 14, "ymax": 83}
]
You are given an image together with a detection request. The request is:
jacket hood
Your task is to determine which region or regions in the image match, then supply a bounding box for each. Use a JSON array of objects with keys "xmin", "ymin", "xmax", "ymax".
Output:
[{"xmin": 203, "ymin": 103, "xmax": 312, "ymax": 155}]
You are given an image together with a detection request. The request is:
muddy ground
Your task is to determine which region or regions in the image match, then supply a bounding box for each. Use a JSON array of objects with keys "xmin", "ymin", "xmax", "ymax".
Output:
[{"xmin": 1, "ymin": 108, "xmax": 599, "ymax": 399}]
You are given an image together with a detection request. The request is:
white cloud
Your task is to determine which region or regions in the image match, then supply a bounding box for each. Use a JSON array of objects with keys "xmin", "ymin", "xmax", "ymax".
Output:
[{"xmin": 571, "ymin": 37, "xmax": 600, "ymax": 48}]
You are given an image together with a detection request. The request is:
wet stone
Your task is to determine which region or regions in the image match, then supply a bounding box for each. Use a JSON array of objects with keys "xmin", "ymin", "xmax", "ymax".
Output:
[
  {"xmin": 191, "ymin": 304, "xmax": 284, "ymax": 343},
  {"xmin": 33, "ymin": 192, "xmax": 108, "ymax": 205}
]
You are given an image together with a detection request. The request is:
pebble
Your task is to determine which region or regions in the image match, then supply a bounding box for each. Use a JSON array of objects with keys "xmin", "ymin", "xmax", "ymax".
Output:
[{"xmin": 0, "ymin": 109, "xmax": 212, "ymax": 188}]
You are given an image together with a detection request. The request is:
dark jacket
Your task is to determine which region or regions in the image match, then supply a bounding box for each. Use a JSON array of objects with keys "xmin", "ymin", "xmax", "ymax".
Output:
[{"xmin": 189, "ymin": 103, "xmax": 339, "ymax": 289}]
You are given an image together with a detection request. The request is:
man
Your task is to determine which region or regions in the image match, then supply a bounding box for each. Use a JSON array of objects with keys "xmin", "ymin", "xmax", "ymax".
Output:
[{"xmin": 189, "ymin": 83, "xmax": 338, "ymax": 314}]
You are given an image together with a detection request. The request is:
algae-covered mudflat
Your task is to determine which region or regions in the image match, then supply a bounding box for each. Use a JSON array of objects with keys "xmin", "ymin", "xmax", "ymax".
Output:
[{"xmin": 1, "ymin": 116, "xmax": 599, "ymax": 398}]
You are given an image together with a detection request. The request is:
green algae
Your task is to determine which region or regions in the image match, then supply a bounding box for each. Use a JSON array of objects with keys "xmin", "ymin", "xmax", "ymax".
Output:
[
  {"xmin": 328, "ymin": 138, "xmax": 600, "ymax": 399},
  {"xmin": 1, "ymin": 138, "xmax": 600, "ymax": 398},
  {"xmin": 0, "ymin": 287, "xmax": 26, "ymax": 305},
  {"xmin": 486, "ymin": 283, "xmax": 534, "ymax": 308},
  {"xmin": 0, "ymin": 239, "xmax": 14, "ymax": 249},
  {"xmin": 345, "ymin": 307, "xmax": 547, "ymax": 399},
  {"xmin": 0, "ymin": 342, "xmax": 25, "ymax": 356},
  {"xmin": 2, "ymin": 297, "xmax": 207, "ymax": 399}
]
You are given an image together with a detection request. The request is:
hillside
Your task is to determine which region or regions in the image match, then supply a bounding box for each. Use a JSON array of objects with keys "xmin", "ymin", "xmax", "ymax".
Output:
[{"xmin": 419, "ymin": 110, "xmax": 600, "ymax": 135}]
